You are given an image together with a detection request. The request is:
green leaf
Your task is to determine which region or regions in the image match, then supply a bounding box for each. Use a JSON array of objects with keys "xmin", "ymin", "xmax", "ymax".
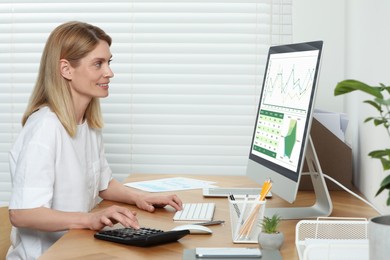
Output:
[
  {"xmin": 387, "ymin": 194, "xmax": 390, "ymax": 206},
  {"xmin": 374, "ymin": 118, "xmax": 387, "ymax": 126},
  {"xmin": 376, "ymin": 175, "xmax": 390, "ymax": 196},
  {"xmin": 376, "ymin": 98, "xmax": 390, "ymax": 106},
  {"xmin": 374, "ymin": 119, "xmax": 386, "ymax": 126},
  {"xmin": 334, "ymin": 80, "xmax": 383, "ymax": 98},
  {"xmin": 376, "ymin": 186, "xmax": 385, "ymax": 196},
  {"xmin": 363, "ymin": 100, "xmax": 382, "ymax": 111},
  {"xmin": 379, "ymin": 84, "xmax": 390, "ymax": 95},
  {"xmin": 369, "ymin": 149, "xmax": 390, "ymax": 158},
  {"xmin": 381, "ymin": 158, "xmax": 390, "ymax": 170},
  {"xmin": 375, "ymin": 175, "xmax": 390, "ymax": 196},
  {"xmin": 383, "ymin": 86, "xmax": 390, "ymax": 95},
  {"xmin": 364, "ymin": 117, "xmax": 374, "ymax": 123}
]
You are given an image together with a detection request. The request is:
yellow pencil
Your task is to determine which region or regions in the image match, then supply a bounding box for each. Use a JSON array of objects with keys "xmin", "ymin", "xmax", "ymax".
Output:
[
  {"xmin": 259, "ymin": 178, "xmax": 272, "ymax": 201},
  {"xmin": 238, "ymin": 178, "xmax": 273, "ymax": 238}
]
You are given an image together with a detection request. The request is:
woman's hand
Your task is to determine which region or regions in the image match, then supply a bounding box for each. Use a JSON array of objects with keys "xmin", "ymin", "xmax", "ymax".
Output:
[
  {"xmin": 100, "ymin": 179, "xmax": 183, "ymax": 214},
  {"xmin": 134, "ymin": 193, "xmax": 183, "ymax": 213},
  {"xmin": 87, "ymin": 205, "xmax": 139, "ymax": 230}
]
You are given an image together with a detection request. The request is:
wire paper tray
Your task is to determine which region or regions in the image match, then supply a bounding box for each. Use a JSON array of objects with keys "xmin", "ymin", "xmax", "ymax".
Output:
[{"xmin": 295, "ymin": 217, "xmax": 369, "ymax": 260}]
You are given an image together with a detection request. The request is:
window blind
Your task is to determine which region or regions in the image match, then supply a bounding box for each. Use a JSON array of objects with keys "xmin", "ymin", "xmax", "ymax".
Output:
[{"xmin": 0, "ymin": 0, "xmax": 292, "ymax": 205}]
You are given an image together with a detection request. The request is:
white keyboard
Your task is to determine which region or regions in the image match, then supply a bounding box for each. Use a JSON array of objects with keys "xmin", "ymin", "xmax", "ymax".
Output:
[{"xmin": 173, "ymin": 203, "xmax": 215, "ymax": 221}]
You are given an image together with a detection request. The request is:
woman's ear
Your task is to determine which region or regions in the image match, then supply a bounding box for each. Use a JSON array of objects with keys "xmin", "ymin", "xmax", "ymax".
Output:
[{"xmin": 60, "ymin": 59, "xmax": 72, "ymax": 80}]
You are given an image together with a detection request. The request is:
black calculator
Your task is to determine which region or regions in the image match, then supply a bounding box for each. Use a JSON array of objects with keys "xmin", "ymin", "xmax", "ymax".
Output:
[{"xmin": 94, "ymin": 227, "xmax": 190, "ymax": 247}]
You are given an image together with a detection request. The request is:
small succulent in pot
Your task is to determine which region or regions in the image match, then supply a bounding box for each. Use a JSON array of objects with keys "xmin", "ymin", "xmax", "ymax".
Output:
[
  {"xmin": 261, "ymin": 214, "xmax": 281, "ymax": 234},
  {"xmin": 258, "ymin": 214, "xmax": 284, "ymax": 250}
]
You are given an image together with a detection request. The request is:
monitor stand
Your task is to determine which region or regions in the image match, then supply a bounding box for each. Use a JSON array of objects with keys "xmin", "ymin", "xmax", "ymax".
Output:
[{"xmin": 265, "ymin": 136, "xmax": 333, "ymax": 219}]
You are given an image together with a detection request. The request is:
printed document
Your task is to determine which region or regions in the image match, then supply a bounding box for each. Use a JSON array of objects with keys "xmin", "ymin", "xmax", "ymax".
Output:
[{"xmin": 124, "ymin": 177, "xmax": 216, "ymax": 192}]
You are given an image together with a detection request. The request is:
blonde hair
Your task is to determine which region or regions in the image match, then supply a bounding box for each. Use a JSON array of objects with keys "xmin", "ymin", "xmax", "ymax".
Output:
[{"xmin": 22, "ymin": 21, "xmax": 112, "ymax": 137}]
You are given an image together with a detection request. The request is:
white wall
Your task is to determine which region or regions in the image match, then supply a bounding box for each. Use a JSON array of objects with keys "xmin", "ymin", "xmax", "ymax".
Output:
[
  {"xmin": 293, "ymin": 0, "xmax": 346, "ymax": 113},
  {"xmin": 346, "ymin": 0, "xmax": 390, "ymax": 214},
  {"xmin": 294, "ymin": 0, "xmax": 390, "ymax": 214}
]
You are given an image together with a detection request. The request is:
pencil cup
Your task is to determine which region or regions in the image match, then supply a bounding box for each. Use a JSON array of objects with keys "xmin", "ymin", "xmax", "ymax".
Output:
[{"xmin": 228, "ymin": 195, "xmax": 266, "ymax": 243}]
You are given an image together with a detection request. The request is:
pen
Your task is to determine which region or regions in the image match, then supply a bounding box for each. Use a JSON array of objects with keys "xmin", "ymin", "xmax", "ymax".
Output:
[
  {"xmin": 234, "ymin": 194, "xmax": 248, "ymax": 241},
  {"xmin": 193, "ymin": 220, "xmax": 225, "ymax": 226},
  {"xmin": 229, "ymin": 192, "xmax": 241, "ymax": 218}
]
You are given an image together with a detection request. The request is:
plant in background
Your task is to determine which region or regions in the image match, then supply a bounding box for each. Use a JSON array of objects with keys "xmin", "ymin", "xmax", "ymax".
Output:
[
  {"xmin": 334, "ymin": 79, "xmax": 390, "ymax": 205},
  {"xmin": 261, "ymin": 214, "xmax": 281, "ymax": 234}
]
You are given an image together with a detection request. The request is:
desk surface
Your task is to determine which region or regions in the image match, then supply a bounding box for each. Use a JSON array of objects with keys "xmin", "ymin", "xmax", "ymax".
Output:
[{"xmin": 39, "ymin": 174, "xmax": 379, "ymax": 260}]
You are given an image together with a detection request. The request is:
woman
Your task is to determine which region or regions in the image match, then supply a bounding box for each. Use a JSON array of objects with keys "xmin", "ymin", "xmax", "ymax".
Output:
[{"xmin": 7, "ymin": 21, "xmax": 182, "ymax": 259}]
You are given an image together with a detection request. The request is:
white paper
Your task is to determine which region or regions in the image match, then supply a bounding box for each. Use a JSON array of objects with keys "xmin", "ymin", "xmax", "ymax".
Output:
[
  {"xmin": 304, "ymin": 239, "xmax": 368, "ymax": 260},
  {"xmin": 313, "ymin": 109, "xmax": 348, "ymax": 142},
  {"xmin": 124, "ymin": 177, "xmax": 216, "ymax": 192}
]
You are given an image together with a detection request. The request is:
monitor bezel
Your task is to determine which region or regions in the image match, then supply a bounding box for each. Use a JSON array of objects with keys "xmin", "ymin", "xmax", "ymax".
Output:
[{"xmin": 248, "ymin": 41, "xmax": 323, "ymax": 185}]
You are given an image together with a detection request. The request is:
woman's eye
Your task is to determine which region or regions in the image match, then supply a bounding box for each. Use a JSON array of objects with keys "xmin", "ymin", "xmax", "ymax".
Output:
[{"xmin": 95, "ymin": 62, "xmax": 102, "ymax": 68}]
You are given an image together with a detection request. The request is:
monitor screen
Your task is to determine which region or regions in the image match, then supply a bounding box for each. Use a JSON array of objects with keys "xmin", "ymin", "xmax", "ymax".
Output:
[{"xmin": 246, "ymin": 41, "xmax": 331, "ymax": 219}]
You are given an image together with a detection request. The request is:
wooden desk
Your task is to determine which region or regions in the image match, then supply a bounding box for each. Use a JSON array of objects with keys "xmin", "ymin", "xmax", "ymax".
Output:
[{"xmin": 39, "ymin": 174, "xmax": 379, "ymax": 260}]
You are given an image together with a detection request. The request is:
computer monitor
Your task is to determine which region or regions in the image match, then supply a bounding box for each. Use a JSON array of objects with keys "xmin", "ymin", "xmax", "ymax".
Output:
[{"xmin": 246, "ymin": 41, "xmax": 332, "ymax": 219}]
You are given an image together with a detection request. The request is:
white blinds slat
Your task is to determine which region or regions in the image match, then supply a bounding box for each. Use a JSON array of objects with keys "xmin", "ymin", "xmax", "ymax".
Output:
[{"xmin": 0, "ymin": 0, "xmax": 292, "ymax": 205}]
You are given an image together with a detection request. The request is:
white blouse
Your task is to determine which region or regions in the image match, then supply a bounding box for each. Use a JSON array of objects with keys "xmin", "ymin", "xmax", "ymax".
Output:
[{"xmin": 7, "ymin": 106, "xmax": 112, "ymax": 259}]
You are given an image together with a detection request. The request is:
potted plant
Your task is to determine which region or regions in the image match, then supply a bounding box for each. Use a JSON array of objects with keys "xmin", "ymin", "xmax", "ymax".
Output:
[
  {"xmin": 257, "ymin": 214, "xmax": 284, "ymax": 250},
  {"xmin": 334, "ymin": 79, "xmax": 390, "ymax": 260},
  {"xmin": 335, "ymin": 79, "xmax": 390, "ymax": 201}
]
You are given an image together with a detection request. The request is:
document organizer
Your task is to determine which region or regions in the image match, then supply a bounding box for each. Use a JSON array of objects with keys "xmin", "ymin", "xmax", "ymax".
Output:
[
  {"xmin": 295, "ymin": 217, "xmax": 368, "ymax": 260},
  {"xmin": 228, "ymin": 195, "xmax": 266, "ymax": 243}
]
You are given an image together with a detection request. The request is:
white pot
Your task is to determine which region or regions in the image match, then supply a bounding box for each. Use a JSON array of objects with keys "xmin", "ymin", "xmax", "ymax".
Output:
[
  {"xmin": 368, "ymin": 215, "xmax": 390, "ymax": 260},
  {"xmin": 258, "ymin": 232, "xmax": 284, "ymax": 250}
]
